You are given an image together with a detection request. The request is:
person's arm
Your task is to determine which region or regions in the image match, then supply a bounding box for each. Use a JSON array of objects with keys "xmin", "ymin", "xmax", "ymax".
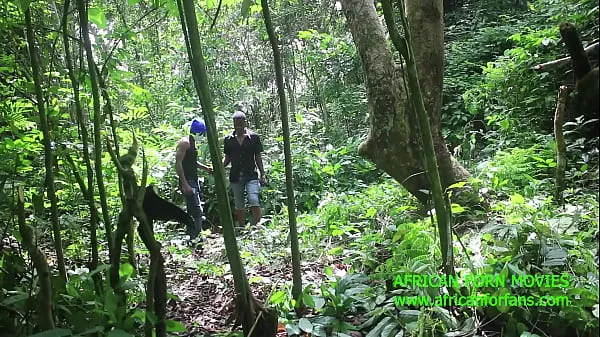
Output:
[
  {"xmin": 254, "ymin": 135, "xmax": 266, "ymax": 184},
  {"xmin": 223, "ymin": 137, "xmax": 231, "ymax": 167},
  {"xmin": 197, "ymin": 161, "xmax": 213, "ymax": 173},
  {"xmin": 175, "ymin": 140, "xmax": 193, "ymax": 194},
  {"xmin": 255, "ymin": 152, "xmax": 266, "ymax": 184},
  {"xmin": 223, "ymin": 154, "xmax": 231, "ymax": 167}
]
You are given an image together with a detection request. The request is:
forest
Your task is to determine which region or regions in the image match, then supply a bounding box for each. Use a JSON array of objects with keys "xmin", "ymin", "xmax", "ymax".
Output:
[{"xmin": 0, "ymin": 0, "xmax": 598, "ymax": 336}]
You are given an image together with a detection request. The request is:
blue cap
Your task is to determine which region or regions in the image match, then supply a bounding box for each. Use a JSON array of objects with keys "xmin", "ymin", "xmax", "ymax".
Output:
[{"xmin": 190, "ymin": 119, "xmax": 206, "ymax": 134}]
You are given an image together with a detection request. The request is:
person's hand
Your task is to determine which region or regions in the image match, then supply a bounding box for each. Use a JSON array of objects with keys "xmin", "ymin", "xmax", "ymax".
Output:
[
  {"xmin": 260, "ymin": 175, "xmax": 268, "ymax": 186},
  {"xmin": 182, "ymin": 183, "xmax": 194, "ymax": 195}
]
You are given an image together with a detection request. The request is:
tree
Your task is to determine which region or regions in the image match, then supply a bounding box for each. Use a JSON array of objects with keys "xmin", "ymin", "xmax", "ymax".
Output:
[
  {"xmin": 340, "ymin": 0, "xmax": 471, "ymax": 205},
  {"xmin": 76, "ymin": 0, "xmax": 114, "ymax": 251},
  {"xmin": 381, "ymin": 0, "xmax": 454, "ymax": 274},
  {"xmin": 177, "ymin": 0, "xmax": 277, "ymax": 334},
  {"xmin": 261, "ymin": 0, "xmax": 303, "ymax": 303},
  {"xmin": 25, "ymin": 4, "xmax": 67, "ymax": 285}
]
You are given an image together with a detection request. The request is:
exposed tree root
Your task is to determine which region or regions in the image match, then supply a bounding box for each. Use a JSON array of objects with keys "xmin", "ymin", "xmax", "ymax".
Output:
[{"xmin": 231, "ymin": 293, "xmax": 278, "ymax": 337}]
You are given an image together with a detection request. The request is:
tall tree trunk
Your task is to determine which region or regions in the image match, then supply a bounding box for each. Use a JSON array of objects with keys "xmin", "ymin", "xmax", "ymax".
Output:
[
  {"xmin": 61, "ymin": 0, "xmax": 100, "ymax": 278},
  {"xmin": 25, "ymin": 7, "xmax": 67, "ymax": 285},
  {"xmin": 340, "ymin": 0, "xmax": 470, "ymax": 205},
  {"xmin": 179, "ymin": 0, "xmax": 278, "ymax": 333},
  {"xmin": 554, "ymin": 86, "xmax": 568, "ymax": 205},
  {"xmin": 179, "ymin": 0, "xmax": 258, "ymax": 333},
  {"xmin": 382, "ymin": 0, "xmax": 454, "ymax": 275},
  {"xmin": 406, "ymin": 0, "xmax": 469, "ymax": 189},
  {"xmin": 76, "ymin": 0, "xmax": 114, "ymax": 251},
  {"xmin": 262, "ymin": 0, "xmax": 302, "ymax": 303}
]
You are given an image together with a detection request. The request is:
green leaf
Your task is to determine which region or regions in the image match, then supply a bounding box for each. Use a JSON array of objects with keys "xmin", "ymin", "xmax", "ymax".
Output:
[
  {"xmin": 302, "ymin": 292, "xmax": 316, "ymax": 308},
  {"xmin": 88, "ymin": 7, "xmax": 107, "ymax": 29},
  {"xmin": 299, "ymin": 318, "xmax": 313, "ymax": 333},
  {"xmin": 520, "ymin": 333, "xmax": 541, "ymax": 337},
  {"xmin": 510, "ymin": 193, "xmax": 525, "ymax": 205},
  {"xmin": 269, "ymin": 290, "xmax": 287, "ymax": 304},
  {"xmin": 286, "ymin": 323, "xmax": 301, "ymax": 336},
  {"xmin": 2, "ymin": 292, "xmax": 28, "ymax": 305},
  {"xmin": 446, "ymin": 181, "xmax": 467, "ymax": 189},
  {"xmin": 165, "ymin": 0, "xmax": 179, "ymax": 17},
  {"xmin": 127, "ymin": 0, "xmax": 141, "ymax": 5},
  {"xmin": 165, "ymin": 320, "xmax": 186, "ymax": 332},
  {"xmin": 382, "ymin": 323, "xmax": 400, "ymax": 337},
  {"xmin": 298, "ymin": 29, "xmax": 315, "ymax": 39},
  {"xmin": 313, "ymin": 324, "xmax": 328, "ymax": 337},
  {"xmin": 366, "ymin": 317, "xmax": 393, "ymax": 337},
  {"xmin": 119, "ymin": 263, "xmax": 134, "ymax": 279},
  {"xmin": 451, "ymin": 203, "xmax": 465, "ymax": 214},
  {"xmin": 27, "ymin": 329, "xmax": 72, "ymax": 337}
]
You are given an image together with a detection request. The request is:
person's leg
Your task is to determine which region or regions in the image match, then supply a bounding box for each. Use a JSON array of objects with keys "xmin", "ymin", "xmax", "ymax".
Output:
[
  {"xmin": 246, "ymin": 179, "xmax": 261, "ymax": 225},
  {"xmin": 183, "ymin": 179, "xmax": 204, "ymax": 240},
  {"xmin": 230, "ymin": 181, "xmax": 246, "ymax": 226}
]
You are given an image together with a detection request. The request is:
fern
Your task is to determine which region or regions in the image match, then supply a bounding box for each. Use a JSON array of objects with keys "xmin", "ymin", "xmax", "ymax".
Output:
[{"xmin": 0, "ymin": 99, "xmax": 34, "ymax": 130}]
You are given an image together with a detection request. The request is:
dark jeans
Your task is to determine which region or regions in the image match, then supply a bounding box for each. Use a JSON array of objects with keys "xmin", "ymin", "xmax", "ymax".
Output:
[{"xmin": 182, "ymin": 179, "xmax": 205, "ymax": 240}]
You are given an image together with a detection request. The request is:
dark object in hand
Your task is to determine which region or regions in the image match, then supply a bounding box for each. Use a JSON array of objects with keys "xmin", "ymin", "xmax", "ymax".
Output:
[{"xmin": 143, "ymin": 185, "xmax": 194, "ymax": 228}]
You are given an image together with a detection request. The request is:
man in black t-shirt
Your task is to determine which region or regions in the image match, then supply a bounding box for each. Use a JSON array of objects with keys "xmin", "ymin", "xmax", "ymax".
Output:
[{"xmin": 223, "ymin": 111, "xmax": 267, "ymax": 226}]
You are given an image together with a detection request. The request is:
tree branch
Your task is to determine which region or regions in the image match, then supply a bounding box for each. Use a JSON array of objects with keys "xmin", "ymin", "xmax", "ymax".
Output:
[{"xmin": 534, "ymin": 41, "xmax": 598, "ymax": 70}]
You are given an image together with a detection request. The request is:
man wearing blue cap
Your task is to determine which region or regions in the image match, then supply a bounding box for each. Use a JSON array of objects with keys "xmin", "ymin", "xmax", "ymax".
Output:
[{"xmin": 176, "ymin": 119, "xmax": 213, "ymax": 243}]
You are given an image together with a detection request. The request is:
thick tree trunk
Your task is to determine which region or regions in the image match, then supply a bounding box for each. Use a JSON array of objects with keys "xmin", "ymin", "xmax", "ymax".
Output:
[
  {"xmin": 406, "ymin": 0, "xmax": 468, "ymax": 187},
  {"xmin": 341, "ymin": 0, "xmax": 470, "ymax": 204},
  {"xmin": 383, "ymin": 0, "xmax": 454, "ymax": 274}
]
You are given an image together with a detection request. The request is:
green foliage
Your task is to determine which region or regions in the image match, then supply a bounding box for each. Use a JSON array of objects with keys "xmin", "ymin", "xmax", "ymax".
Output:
[
  {"xmin": 263, "ymin": 134, "xmax": 379, "ymax": 214},
  {"xmin": 444, "ymin": 0, "xmax": 599, "ymax": 160},
  {"xmin": 283, "ymin": 274, "xmax": 369, "ymax": 336},
  {"xmin": 476, "ymin": 143, "xmax": 557, "ymax": 197}
]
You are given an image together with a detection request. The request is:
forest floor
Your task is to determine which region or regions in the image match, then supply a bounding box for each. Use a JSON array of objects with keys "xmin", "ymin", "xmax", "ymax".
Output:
[{"xmin": 158, "ymin": 223, "xmax": 342, "ymax": 336}]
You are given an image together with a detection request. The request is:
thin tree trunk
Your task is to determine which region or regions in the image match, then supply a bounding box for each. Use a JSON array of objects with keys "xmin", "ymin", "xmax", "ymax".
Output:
[
  {"xmin": 107, "ymin": 139, "xmax": 166, "ymax": 337},
  {"xmin": 25, "ymin": 7, "xmax": 68, "ymax": 285},
  {"xmin": 262, "ymin": 0, "xmax": 302, "ymax": 304},
  {"xmin": 76, "ymin": 0, "xmax": 114, "ymax": 251},
  {"xmin": 180, "ymin": 0, "xmax": 249, "ymax": 308},
  {"xmin": 178, "ymin": 0, "xmax": 277, "ymax": 333},
  {"xmin": 61, "ymin": 0, "xmax": 100, "ymax": 277},
  {"xmin": 554, "ymin": 85, "xmax": 568, "ymax": 205},
  {"xmin": 96, "ymin": 66, "xmax": 136, "ymax": 269},
  {"xmin": 17, "ymin": 187, "xmax": 54, "ymax": 330},
  {"xmin": 382, "ymin": 0, "xmax": 454, "ymax": 274}
]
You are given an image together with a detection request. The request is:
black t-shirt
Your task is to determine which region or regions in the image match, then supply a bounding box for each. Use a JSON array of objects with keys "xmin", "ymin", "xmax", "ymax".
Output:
[{"xmin": 224, "ymin": 129, "xmax": 263, "ymax": 182}]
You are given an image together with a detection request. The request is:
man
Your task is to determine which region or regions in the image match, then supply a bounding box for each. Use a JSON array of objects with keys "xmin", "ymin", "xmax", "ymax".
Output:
[
  {"xmin": 176, "ymin": 119, "xmax": 213, "ymax": 243},
  {"xmin": 223, "ymin": 111, "xmax": 267, "ymax": 226}
]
